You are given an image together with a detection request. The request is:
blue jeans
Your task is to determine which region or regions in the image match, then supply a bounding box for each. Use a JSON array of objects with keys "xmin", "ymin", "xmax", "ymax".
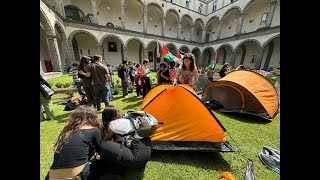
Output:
[
  {"xmin": 75, "ymin": 81, "xmax": 85, "ymax": 95},
  {"xmin": 107, "ymin": 83, "xmax": 113, "ymax": 101}
]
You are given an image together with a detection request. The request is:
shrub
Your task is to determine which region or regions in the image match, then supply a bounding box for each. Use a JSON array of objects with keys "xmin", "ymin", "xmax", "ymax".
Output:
[
  {"xmin": 113, "ymin": 88, "xmax": 119, "ymax": 95},
  {"xmin": 128, "ymin": 59, "xmax": 139, "ymax": 65},
  {"xmin": 66, "ymin": 90, "xmax": 74, "ymax": 98},
  {"xmin": 55, "ymin": 82, "xmax": 63, "ymax": 88}
]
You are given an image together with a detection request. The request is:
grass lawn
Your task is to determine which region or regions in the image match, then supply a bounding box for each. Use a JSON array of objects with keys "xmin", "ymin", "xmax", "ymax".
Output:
[{"xmin": 41, "ymin": 74, "xmax": 280, "ymax": 180}]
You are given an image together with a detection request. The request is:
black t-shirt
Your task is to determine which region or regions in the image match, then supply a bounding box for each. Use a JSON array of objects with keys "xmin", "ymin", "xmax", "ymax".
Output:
[
  {"xmin": 79, "ymin": 64, "xmax": 92, "ymax": 79},
  {"xmin": 50, "ymin": 128, "xmax": 152, "ymax": 169},
  {"xmin": 161, "ymin": 68, "xmax": 171, "ymax": 84},
  {"xmin": 219, "ymin": 68, "xmax": 227, "ymax": 78}
]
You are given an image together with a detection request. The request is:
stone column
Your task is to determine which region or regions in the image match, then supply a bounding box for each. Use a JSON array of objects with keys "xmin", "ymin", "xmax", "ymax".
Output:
[
  {"xmin": 120, "ymin": 0, "xmax": 125, "ymax": 29},
  {"xmin": 177, "ymin": 22, "xmax": 181, "ymax": 39},
  {"xmin": 255, "ymin": 48, "xmax": 266, "ymax": 69},
  {"xmin": 265, "ymin": 0, "xmax": 277, "ymax": 27},
  {"xmin": 47, "ymin": 35, "xmax": 63, "ymax": 72},
  {"xmin": 190, "ymin": 26, "xmax": 194, "ymax": 41},
  {"xmin": 144, "ymin": 49, "xmax": 148, "ymax": 61},
  {"xmin": 91, "ymin": 0, "xmax": 98, "ymax": 24},
  {"xmin": 123, "ymin": 47, "xmax": 128, "ymax": 60},
  {"xmin": 236, "ymin": 13, "xmax": 244, "ymax": 35},
  {"xmin": 202, "ymin": 29, "xmax": 206, "ymax": 43},
  {"xmin": 162, "ymin": 17, "xmax": 166, "ymax": 36},
  {"xmin": 58, "ymin": 0, "xmax": 65, "ymax": 17},
  {"xmin": 62, "ymin": 40, "xmax": 71, "ymax": 66},
  {"xmin": 143, "ymin": 6, "xmax": 147, "ymax": 33},
  {"xmin": 68, "ymin": 40, "xmax": 75, "ymax": 64},
  {"xmin": 216, "ymin": 20, "xmax": 222, "ymax": 40},
  {"xmin": 230, "ymin": 51, "xmax": 236, "ymax": 67},
  {"xmin": 99, "ymin": 45, "xmax": 104, "ymax": 57}
]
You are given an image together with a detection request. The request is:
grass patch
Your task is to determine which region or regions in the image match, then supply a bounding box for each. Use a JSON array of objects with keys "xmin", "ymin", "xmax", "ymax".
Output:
[{"xmin": 41, "ymin": 75, "xmax": 280, "ymax": 180}]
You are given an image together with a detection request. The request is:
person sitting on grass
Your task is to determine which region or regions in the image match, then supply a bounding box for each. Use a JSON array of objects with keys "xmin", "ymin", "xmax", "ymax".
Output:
[
  {"xmin": 93, "ymin": 105, "xmax": 152, "ymax": 177},
  {"xmin": 45, "ymin": 105, "xmax": 151, "ymax": 180}
]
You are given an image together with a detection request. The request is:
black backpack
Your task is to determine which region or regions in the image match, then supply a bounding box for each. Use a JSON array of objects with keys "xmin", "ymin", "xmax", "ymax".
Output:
[{"xmin": 118, "ymin": 65, "xmax": 125, "ymax": 79}]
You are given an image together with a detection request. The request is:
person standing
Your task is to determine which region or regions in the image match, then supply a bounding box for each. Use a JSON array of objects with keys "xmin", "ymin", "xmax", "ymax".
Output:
[
  {"xmin": 79, "ymin": 56, "xmax": 96, "ymax": 107},
  {"xmin": 80, "ymin": 55, "xmax": 111, "ymax": 111},
  {"xmin": 141, "ymin": 59, "xmax": 151, "ymax": 98},
  {"xmin": 69, "ymin": 61, "xmax": 85, "ymax": 96},
  {"xmin": 173, "ymin": 53, "xmax": 199, "ymax": 86},
  {"xmin": 118, "ymin": 60, "xmax": 129, "ymax": 98},
  {"xmin": 40, "ymin": 74, "xmax": 54, "ymax": 120},
  {"xmin": 219, "ymin": 63, "xmax": 230, "ymax": 78}
]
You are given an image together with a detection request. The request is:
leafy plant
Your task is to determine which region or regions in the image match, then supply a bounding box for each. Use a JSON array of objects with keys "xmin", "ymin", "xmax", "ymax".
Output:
[
  {"xmin": 113, "ymin": 88, "xmax": 119, "ymax": 95},
  {"xmin": 55, "ymin": 82, "xmax": 63, "ymax": 88},
  {"xmin": 66, "ymin": 90, "xmax": 74, "ymax": 98},
  {"xmin": 62, "ymin": 82, "xmax": 71, "ymax": 88}
]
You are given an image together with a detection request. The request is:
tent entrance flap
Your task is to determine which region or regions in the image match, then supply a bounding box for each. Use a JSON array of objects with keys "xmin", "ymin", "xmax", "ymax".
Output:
[{"xmin": 152, "ymin": 141, "xmax": 236, "ymax": 152}]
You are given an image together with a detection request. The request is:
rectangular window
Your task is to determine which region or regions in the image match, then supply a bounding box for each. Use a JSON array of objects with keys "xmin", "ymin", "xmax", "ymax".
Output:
[
  {"xmin": 198, "ymin": 3, "xmax": 202, "ymax": 14},
  {"xmin": 212, "ymin": 0, "xmax": 217, "ymax": 12},
  {"xmin": 260, "ymin": 12, "xmax": 268, "ymax": 25},
  {"xmin": 186, "ymin": 0, "xmax": 190, "ymax": 9},
  {"xmin": 80, "ymin": 49, "xmax": 82, "ymax": 54},
  {"xmin": 108, "ymin": 42, "xmax": 117, "ymax": 52},
  {"xmin": 88, "ymin": 50, "xmax": 90, "ymax": 55}
]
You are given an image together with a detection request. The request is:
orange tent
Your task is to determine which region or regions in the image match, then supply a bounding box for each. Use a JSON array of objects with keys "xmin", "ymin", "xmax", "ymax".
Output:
[
  {"xmin": 141, "ymin": 84, "xmax": 235, "ymax": 152},
  {"xmin": 202, "ymin": 70, "xmax": 279, "ymax": 120}
]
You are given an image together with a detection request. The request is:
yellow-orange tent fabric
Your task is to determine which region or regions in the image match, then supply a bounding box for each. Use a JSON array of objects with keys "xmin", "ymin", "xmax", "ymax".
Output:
[
  {"xmin": 203, "ymin": 70, "xmax": 279, "ymax": 120},
  {"xmin": 141, "ymin": 84, "xmax": 226, "ymax": 143}
]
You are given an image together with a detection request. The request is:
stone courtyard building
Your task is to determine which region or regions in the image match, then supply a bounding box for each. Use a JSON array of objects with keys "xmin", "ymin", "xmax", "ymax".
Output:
[{"xmin": 40, "ymin": 0, "xmax": 279, "ymax": 74}]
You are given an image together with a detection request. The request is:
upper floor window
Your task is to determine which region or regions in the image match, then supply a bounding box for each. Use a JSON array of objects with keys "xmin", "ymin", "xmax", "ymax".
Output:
[
  {"xmin": 170, "ymin": 0, "xmax": 176, "ymax": 3},
  {"xmin": 186, "ymin": 0, "xmax": 190, "ymax": 9},
  {"xmin": 212, "ymin": 0, "xmax": 217, "ymax": 12},
  {"xmin": 231, "ymin": 0, "xmax": 235, "ymax": 3},
  {"xmin": 198, "ymin": 3, "xmax": 203, "ymax": 14},
  {"xmin": 87, "ymin": 14, "xmax": 94, "ymax": 24},
  {"xmin": 260, "ymin": 12, "xmax": 268, "ymax": 25}
]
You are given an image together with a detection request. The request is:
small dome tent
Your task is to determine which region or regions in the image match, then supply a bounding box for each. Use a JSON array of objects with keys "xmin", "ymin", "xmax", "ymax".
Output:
[
  {"xmin": 202, "ymin": 70, "xmax": 279, "ymax": 120},
  {"xmin": 141, "ymin": 84, "xmax": 235, "ymax": 152}
]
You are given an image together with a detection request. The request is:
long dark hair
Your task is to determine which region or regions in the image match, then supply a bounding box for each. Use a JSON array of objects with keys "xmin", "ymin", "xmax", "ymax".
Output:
[
  {"xmin": 102, "ymin": 105, "xmax": 121, "ymax": 128},
  {"xmin": 101, "ymin": 105, "xmax": 122, "ymax": 140},
  {"xmin": 182, "ymin": 53, "xmax": 195, "ymax": 72},
  {"xmin": 79, "ymin": 56, "xmax": 91, "ymax": 72},
  {"xmin": 53, "ymin": 105, "xmax": 102, "ymax": 153}
]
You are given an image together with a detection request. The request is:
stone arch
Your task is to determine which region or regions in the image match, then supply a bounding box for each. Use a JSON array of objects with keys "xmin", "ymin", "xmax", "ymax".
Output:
[
  {"xmin": 179, "ymin": 45, "xmax": 190, "ymax": 53},
  {"xmin": 99, "ymin": 34, "xmax": 124, "ymax": 47},
  {"xmin": 194, "ymin": 18, "xmax": 205, "ymax": 29},
  {"xmin": 216, "ymin": 43, "xmax": 234, "ymax": 52},
  {"xmin": 166, "ymin": 43, "xmax": 178, "ymax": 56},
  {"xmin": 261, "ymin": 34, "xmax": 280, "ymax": 50},
  {"xmin": 40, "ymin": 8, "xmax": 54, "ymax": 33},
  {"xmin": 191, "ymin": 47, "xmax": 202, "ymax": 65},
  {"xmin": 165, "ymin": 9, "xmax": 180, "ymax": 22},
  {"xmin": 125, "ymin": 37, "xmax": 145, "ymax": 50},
  {"xmin": 68, "ymin": 30, "xmax": 99, "ymax": 45},
  {"xmin": 204, "ymin": 16, "xmax": 219, "ymax": 30},
  {"xmin": 54, "ymin": 21, "xmax": 71, "ymax": 67},
  {"xmin": 221, "ymin": 6, "xmax": 242, "ymax": 21},
  {"xmin": 202, "ymin": 46, "xmax": 215, "ymax": 65},
  {"xmin": 64, "ymin": 5, "xmax": 85, "ymax": 22},
  {"xmin": 126, "ymin": 37, "xmax": 145, "ymax": 65},
  {"xmin": 124, "ymin": 0, "xmax": 144, "ymax": 32},
  {"xmin": 216, "ymin": 43, "xmax": 234, "ymax": 65},
  {"xmin": 180, "ymin": 14, "xmax": 193, "ymax": 26},
  {"xmin": 146, "ymin": 2, "xmax": 164, "ymax": 17},
  {"xmin": 234, "ymin": 39, "xmax": 261, "ymax": 52}
]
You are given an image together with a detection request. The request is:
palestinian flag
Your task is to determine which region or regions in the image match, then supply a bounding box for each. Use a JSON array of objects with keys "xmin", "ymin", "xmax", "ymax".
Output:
[
  {"xmin": 209, "ymin": 54, "xmax": 217, "ymax": 68},
  {"xmin": 161, "ymin": 45, "xmax": 178, "ymax": 62}
]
